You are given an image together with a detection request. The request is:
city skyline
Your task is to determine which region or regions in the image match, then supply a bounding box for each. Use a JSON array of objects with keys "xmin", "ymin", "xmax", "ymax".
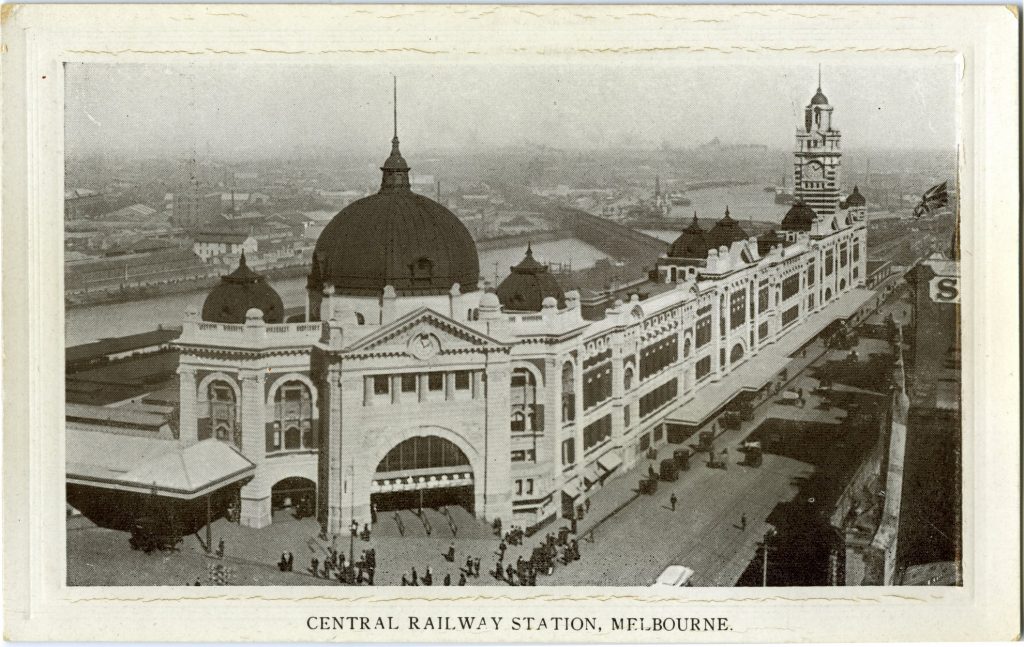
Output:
[{"xmin": 65, "ymin": 60, "xmax": 958, "ymax": 158}]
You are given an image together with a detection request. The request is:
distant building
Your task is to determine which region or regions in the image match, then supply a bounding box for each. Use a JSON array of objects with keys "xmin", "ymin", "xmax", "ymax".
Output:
[
  {"xmin": 192, "ymin": 231, "xmax": 258, "ymax": 262},
  {"xmin": 65, "ymin": 188, "xmax": 104, "ymax": 219}
]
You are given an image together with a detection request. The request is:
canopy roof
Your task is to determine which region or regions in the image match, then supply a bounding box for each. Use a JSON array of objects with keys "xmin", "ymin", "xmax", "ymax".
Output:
[{"xmin": 66, "ymin": 429, "xmax": 255, "ymax": 499}]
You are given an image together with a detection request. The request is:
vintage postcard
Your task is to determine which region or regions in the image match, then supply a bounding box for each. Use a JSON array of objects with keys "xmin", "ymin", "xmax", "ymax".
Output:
[{"xmin": 2, "ymin": 4, "xmax": 1019, "ymax": 643}]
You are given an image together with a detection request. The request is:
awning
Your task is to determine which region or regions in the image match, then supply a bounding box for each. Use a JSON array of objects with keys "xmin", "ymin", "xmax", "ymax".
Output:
[
  {"xmin": 597, "ymin": 452, "xmax": 623, "ymax": 473},
  {"xmin": 66, "ymin": 428, "xmax": 255, "ymax": 499},
  {"xmin": 561, "ymin": 476, "xmax": 582, "ymax": 498},
  {"xmin": 582, "ymin": 465, "xmax": 602, "ymax": 486}
]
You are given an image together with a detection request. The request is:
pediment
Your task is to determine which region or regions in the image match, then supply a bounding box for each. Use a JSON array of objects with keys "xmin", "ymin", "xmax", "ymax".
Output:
[{"xmin": 344, "ymin": 307, "xmax": 508, "ymax": 358}]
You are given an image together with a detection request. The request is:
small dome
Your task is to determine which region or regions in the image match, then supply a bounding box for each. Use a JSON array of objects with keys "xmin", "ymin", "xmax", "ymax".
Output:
[
  {"xmin": 707, "ymin": 207, "xmax": 748, "ymax": 249},
  {"xmin": 496, "ymin": 245, "xmax": 566, "ymax": 312},
  {"xmin": 810, "ymin": 88, "xmax": 829, "ymax": 105},
  {"xmin": 202, "ymin": 254, "xmax": 284, "ymax": 324},
  {"xmin": 668, "ymin": 213, "xmax": 711, "ymax": 259},
  {"xmin": 480, "ymin": 291, "xmax": 500, "ymax": 309},
  {"xmin": 756, "ymin": 229, "xmax": 784, "ymax": 256},
  {"xmin": 846, "ymin": 185, "xmax": 866, "ymax": 207},
  {"xmin": 781, "ymin": 201, "xmax": 817, "ymax": 232}
]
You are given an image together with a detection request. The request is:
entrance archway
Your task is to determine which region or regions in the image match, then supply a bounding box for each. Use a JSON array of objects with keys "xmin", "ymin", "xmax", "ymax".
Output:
[
  {"xmin": 370, "ymin": 435, "xmax": 475, "ymax": 513},
  {"xmin": 271, "ymin": 477, "xmax": 316, "ymax": 520}
]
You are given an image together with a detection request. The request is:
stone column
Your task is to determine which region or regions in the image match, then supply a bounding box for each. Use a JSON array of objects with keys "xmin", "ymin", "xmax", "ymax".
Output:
[
  {"xmin": 238, "ymin": 368, "xmax": 271, "ymax": 529},
  {"xmin": 327, "ymin": 369, "xmax": 346, "ymax": 535},
  {"xmin": 711, "ymin": 290, "xmax": 723, "ymax": 381},
  {"xmin": 543, "ymin": 356, "xmax": 559, "ymax": 476},
  {"xmin": 480, "ymin": 360, "xmax": 512, "ymax": 523},
  {"xmin": 177, "ymin": 364, "xmax": 198, "ymax": 445}
]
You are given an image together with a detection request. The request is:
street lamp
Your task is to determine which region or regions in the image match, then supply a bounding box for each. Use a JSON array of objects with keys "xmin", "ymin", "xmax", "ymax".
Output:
[{"xmin": 762, "ymin": 528, "xmax": 777, "ymax": 587}]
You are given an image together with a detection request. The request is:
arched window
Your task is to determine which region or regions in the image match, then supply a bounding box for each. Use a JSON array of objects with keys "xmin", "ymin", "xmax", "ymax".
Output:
[
  {"xmin": 561, "ymin": 362, "xmax": 575, "ymax": 423},
  {"xmin": 684, "ymin": 337, "xmax": 692, "ymax": 359},
  {"xmin": 355, "ymin": 312, "xmax": 365, "ymax": 325},
  {"xmin": 376, "ymin": 436, "xmax": 469, "ymax": 473},
  {"xmin": 208, "ymin": 381, "xmax": 237, "ymax": 447},
  {"xmin": 411, "ymin": 257, "xmax": 434, "ymax": 288},
  {"xmin": 511, "ymin": 368, "xmax": 538, "ymax": 433},
  {"xmin": 730, "ymin": 343, "xmax": 745, "ymax": 364},
  {"xmin": 269, "ymin": 381, "xmax": 314, "ymax": 452},
  {"xmin": 624, "ymin": 366, "xmax": 634, "ymax": 391}
]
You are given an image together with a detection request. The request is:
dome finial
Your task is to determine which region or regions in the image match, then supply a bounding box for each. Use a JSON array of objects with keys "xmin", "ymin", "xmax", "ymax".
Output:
[
  {"xmin": 725, "ymin": 205, "xmax": 730, "ymax": 218},
  {"xmin": 393, "ymin": 75, "xmax": 398, "ymax": 142},
  {"xmin": 239, "ymin": 249, "xmax": 247, "ymax": 268},
  {"xmin": 817, "ymin": 63, "xmax": 822, "ymax": 91},
  {"xmin": 526, "ymin": 241, "xmax": 533, "ymax": 257},
  {"xmin": 380, "ymin": 76, "xmax": 411, "ymax": 191}
]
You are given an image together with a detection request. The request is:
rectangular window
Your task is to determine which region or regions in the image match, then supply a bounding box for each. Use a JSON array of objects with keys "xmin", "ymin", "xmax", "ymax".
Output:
[
  {"xmin": 808, "ymin": 293, "xmax": 815, "ymax": 309},
  {"xmin": 807, "ymin": 263, "xmax": 816, "ymax": 286},
  {"xmin": 583, "ymin": 363, "xmax": 612, "ymax": 410},
  {"xmin": 758, "ymin": 321, "xmax": 769, "ymax": 340},
  {"xmin": 561, "ymin": 438, "xmax": 576, "ymax": 466},
  {"xmin": 623, "ymin": 404, "xmax": 631, "ymax": 429},
  {"xmin": 373, "ymin": 375, "xmax": 390, "ymax": 395},
  {"xmin": 511, "ymin": 449, "xmax": 536, "ymax": 463},
  {"xmin": 696, "ymin": 356, "xmax": 712, "ymax": 380},
  {"xmin": 428, "ymin": 372, "xmax": 444, "ymax": 391},
  {"xmin": 696, "ymin": 315, "xmax": 712, "ymax": 347},
  {"xmin": 561, "ymin": 440, "xmax": 577, "ymax": 464},
  {"xmin": 583, "ymin": 414, "xmax": 612, "ymax": 451},
  {"xmin": 730, "ymin": 291, "xmax": 747, "ymax": 329},
  {"xmin": 825, "ymin": 250, "xmax": 835, "ymax": 276},
  {"xmin": 516, "ymin": 480, "xmax": 523, "ymax": 496},
  {"xmin": 853, "ymin": 241, "xmax": 861, "ymax": 262},
  {"xmin": 782, "ymin": 273, "xmax": 800, "ymax": 300},
  {"xmin": 639, "ymin": 378, "xmax": 678, "ymax": 418},
  {"xmin": 454, "ymin": 371, "xmax": 471, "ymax": 390},
  {"xmin": 639, "ymin": 433, "xmax": 651, "ymax": 453},
  {"xmin": 526, "ymin": 479, "xmax": 534, "ymax": 496},
  {"xmin": 653, "ymin": 425, "xmax": 664, "ymax": 442},
  {"xmin": 640, "ymin": 335, "xmax": 678, "ymax": 380},
  {"xmin": 758, "ymin": 286, "xmax": 769, "ymax": 313},
  {"xmin": 840, "ymin": 243, "xmax": 848, "ymax": 268},
  {"xmin": 782, "ymin": 305, "xmax": 799, "ymax": 327},
  {"xmin": 401, "ymin": 374, "xmax": 417, "ymax": 393}
]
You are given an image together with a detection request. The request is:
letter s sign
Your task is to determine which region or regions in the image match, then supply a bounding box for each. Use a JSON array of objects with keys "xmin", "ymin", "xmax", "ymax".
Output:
[{"xmin": 929, "ymin": 276, "xmax": 960, "ymax": 303}]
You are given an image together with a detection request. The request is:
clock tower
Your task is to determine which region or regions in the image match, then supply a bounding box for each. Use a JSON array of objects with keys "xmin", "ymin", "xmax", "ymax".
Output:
[{"xmin": 793, "ymin": 69, "xmax": 842, "ymax": 217}]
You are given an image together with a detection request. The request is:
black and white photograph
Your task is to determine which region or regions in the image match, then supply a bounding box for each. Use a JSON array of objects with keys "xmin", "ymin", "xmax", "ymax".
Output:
[
  {"xmin": 2, "ymin": 4, "xmax": 1018, "ymax": 643},
  {"xmin": 63, "ymin": 59, "xmax": 961, "ymax": 588}
]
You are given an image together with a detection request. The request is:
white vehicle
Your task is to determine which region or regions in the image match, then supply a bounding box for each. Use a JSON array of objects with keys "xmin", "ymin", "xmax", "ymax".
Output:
[{"xmin": 651, "ymin": 565, "xmax": 695, "ymax": 588}]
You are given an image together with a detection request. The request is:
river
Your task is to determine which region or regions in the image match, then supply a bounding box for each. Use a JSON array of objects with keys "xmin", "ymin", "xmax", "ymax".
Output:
[{"xmin": 65, "ymin": 237, "xmax": 607, "ymax": 346}]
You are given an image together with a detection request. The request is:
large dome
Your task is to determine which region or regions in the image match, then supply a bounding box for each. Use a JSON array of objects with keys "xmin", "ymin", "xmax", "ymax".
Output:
[
  {"xmin": 668, "ymin": 213, "xmax": 711, "ymax": 259},
  {"xmin": 202, "ymin": 254, "xmax": 284, "ymax": 324},
  {"xmin": 781, "ymin": 201, "xmax": 817, "ymax": 232},
  {"xmin": 310, "ymin": 135, "xmax": 480, "ymax": 297},
  {"xmin": 707, "ymin": 207, "xmax": 749, "ymax": 249}
]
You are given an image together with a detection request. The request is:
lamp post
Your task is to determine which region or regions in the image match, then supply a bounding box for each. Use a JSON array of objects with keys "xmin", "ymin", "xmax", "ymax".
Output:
[
  {"xmin": 348, "ymin": 465, "xmax": 355, "ymax": 569},
  {"xmin": 762, "ymin": 529, "xmax": 777, "ymax": 587}
]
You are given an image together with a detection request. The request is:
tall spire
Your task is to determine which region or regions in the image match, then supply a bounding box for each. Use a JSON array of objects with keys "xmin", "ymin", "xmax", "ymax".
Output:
[
  {"xmin": 380, "ymin": 75, "xmax": 411, "ymax": 192},
  {"xmin": 817, "ymin": 63, "xmax": 822, "ymax": 90},
  {"xmin": 393, "ymin": 75, "xmax": 398, "ymax": 141}
]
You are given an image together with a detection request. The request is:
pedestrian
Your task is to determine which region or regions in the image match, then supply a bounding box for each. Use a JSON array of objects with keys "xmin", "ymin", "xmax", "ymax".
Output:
[
  {"xmin": 670, "ymin": 493, "xmax": 677, "ymax": 511},
  {"xmin": 458, "ymin": 572, "xmax": 467, "ymax": 586},
  {"xmin": 585, "ymin": 499, "xmax": 591, "ymax": 513},
  {"xmin": 411, "ymin": 567, "xmax": 418, "ymax": 586},
  {"xmin": 310, "ymin": 557, "xmax": 319, "ymax": 577},
  {"xmin": 286, "ymin": 551, "xmax": 294, "ymax": 572},
  {"xmin": 445, "ymin": 543, "xmax": 456, "ymax": 562},
  {"xmin": 465, "ymin": 555, "xmax": 473, "ymax": 575},
  {"xmin": 740, "ymin": 513, "xmax": 747, "ymax": 530},
  {"xmin": 367, "ymin": 566, "xmax": 375, "ymax": 585},
  {"xmin": 370, "ymin": 501, "xmax": 378, "ymax": 525},
  {"xmin": 498, "ymin": 540, "xmax": 507, "ymax": 561},
  {"xmin": 423, "ymin": 567, "xmax": 433, "ymax": 586},
  {"xmin": 194, "ymin": 578, "xmax": 201, "ymax": 586},
  {"xmin": 473, "ymin": 557, "xmax": 481, "ymax": 577},
  {"xmin": 506, "ymin": 564, "xmax": 515, "ymax": 584},
  {"xmin": 401, "ymin": 572, "xmax": 409, "ymax": 586},
  {"xmin": 217, "ymin": 538, "xmax": 225, "ymax": 558},
  {"xmin": 444, "ymin": 573, "xmax": 451, "ymax": 586}
]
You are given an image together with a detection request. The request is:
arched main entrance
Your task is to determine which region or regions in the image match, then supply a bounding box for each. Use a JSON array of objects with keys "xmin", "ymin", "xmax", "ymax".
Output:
[
  {"xmin": 370, "ymin": 435, "xmax": 475, "ymax": 513},
  {"xmin": 271, "ymin": 477, "xmax": 316, "ymax": 520}
]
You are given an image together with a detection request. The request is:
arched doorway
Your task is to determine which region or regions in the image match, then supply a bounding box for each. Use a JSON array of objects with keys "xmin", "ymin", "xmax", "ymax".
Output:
[
  {"xmin": 371, "ymin": 435, "xmax": 474, "ymax": 513},
  {"xmin": 825, "ymin": 287, "xmax": 833, "ymax": 302},
  {"xmin": 271, "ymin": 477, "xmax": 316, "ymax": 520},
  {"xmin": 730, "ymin": 343, "xmax": 745, "ymax": 364}
]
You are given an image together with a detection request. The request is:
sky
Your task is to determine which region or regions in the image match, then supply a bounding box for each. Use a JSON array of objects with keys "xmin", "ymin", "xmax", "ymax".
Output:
[{"xmin": 65, "ymin": 59, "xmax": 958, "ymax": 158}]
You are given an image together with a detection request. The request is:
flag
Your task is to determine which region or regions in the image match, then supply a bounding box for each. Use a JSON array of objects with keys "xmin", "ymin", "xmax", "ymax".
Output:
[{"xmin": 913, "ymin": 181, "xmax": 949, "ymax": 218}]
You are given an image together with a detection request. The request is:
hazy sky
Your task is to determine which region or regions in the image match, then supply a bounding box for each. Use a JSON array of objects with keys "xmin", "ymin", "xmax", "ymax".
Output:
[{"xmin": 65, "ymin": 60, "xmax": 958, "ymax": 158}]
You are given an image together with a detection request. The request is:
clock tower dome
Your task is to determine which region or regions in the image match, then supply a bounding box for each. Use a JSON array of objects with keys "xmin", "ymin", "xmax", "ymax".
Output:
[{"xmin": 793, "ymin": 67, "xmax": 842, "ymax": 217}]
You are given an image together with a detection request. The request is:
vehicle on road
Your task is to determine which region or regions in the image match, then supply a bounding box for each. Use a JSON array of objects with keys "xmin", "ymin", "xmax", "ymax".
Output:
[{"xmin": 651, "ymin": 565, "xmax": 695, "ymax": 588}]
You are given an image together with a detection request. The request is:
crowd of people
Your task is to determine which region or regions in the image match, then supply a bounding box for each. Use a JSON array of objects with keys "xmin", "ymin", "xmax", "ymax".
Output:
[{"xmin": 303, "ymin": 546, "xmax": 377, "ymax": 585}]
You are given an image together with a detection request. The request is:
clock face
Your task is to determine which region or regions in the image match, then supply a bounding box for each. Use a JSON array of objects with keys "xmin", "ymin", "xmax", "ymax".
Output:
[{"xmin": 803, "ymin": 162, "xmax": 824, "ymax": 181}]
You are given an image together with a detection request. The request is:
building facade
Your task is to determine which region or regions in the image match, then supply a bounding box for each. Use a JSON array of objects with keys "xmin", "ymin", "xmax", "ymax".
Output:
[{"xmin": 172, "ymin": 82, "xmax": 869, "ymax": 534}]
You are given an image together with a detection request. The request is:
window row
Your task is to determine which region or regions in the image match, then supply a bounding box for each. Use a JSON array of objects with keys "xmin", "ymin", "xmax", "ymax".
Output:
[
  {"xmin": 696, "ymin": 315, "xmax": 712, "ymax": 348},
  {"xmin": 511, "ymin": 448, "xmax": 536, "ymax": 462},
  {"xmin": 782, "ymin": 304, "xmax": 800, "ymax": 327},
  {"xmin": 583, "ymin": 415, "xmax": 612, "ymax": 451},
  {"xmin": 640, "ymin": 335, "xmax": 678, "ymax": 380},
  {"xmin": 366, "ymin": 370, "xmax": 475, "ymax": 405},
  {"xmin": 515, "ymin": 478, "xmax": 535, "ymax": 497},
  {"xmin": 639, "ymin": 378, "xmax": 678, "ymax": 419},
  {"xmin": 782, "ymin": 273, "xmax": 800, "ymax": 300}
]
